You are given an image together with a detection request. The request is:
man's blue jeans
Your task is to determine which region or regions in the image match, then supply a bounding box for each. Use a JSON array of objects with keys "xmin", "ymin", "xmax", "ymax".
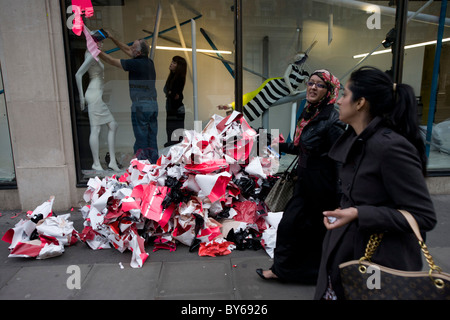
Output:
[{"xmin": 131, "ymin": 100, "xmax": 158, "ymax": 162}]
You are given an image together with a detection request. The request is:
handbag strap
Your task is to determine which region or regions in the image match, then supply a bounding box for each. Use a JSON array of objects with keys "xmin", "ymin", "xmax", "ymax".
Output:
[
  {"xmin": 282, "ymin": 155, "xmax": 298, "ymax": 176},
  {"xmin": 398, "ymin": 210, "xmax": 443, "ymax": 275},
  {"xmin": 361, "ymin": 210, "xmax": 445, "ymax": 288}
]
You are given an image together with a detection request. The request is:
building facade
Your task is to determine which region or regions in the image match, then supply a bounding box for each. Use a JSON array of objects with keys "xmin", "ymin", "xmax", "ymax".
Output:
[{"xmin": 0, "ymin": 0, "xmax": 449, "ymax": 211}]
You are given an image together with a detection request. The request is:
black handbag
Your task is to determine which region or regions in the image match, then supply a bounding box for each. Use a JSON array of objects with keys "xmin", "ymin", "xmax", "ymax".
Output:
[
  {"xmin": 339, "ymin": 210, "xmax": 450, "ymax": 300},
  {"xmin": 264, "ymin": 155, "xmax": 298, "ymax": 212}
]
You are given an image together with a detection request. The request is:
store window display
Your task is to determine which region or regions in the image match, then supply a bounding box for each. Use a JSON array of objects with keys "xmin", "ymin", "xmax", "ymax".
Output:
[
  {"xmin": 61, "ymin": 0, "xmax": 450, "ymax": 185},
  {"xmin": 217, "ymin": 44, "xmax": 314, "ymax": 122}
]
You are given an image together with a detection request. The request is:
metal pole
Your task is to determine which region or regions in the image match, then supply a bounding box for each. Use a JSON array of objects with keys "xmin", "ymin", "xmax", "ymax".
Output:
[
  {"xmin": 392, "ymin": 0, "xmax": 408, "ymax": 84},
  {"xmin": 170, "ymin": 4, "xmax": 192, "ymax": 78},
  {"xmin": 426, "ymin": 0, "xmax": 447, "ymax": 157},
  {"xmin": 262, "ymin": 36, "xmax": 269, "ymax": 128},
  {"xmin": 149, "ymin": 2, "xmax": 162, "ymax": 61},
  {"xmin": 200, "ymin": 28, "xmax": 234, "ymax": 78},
  {"xmin": 191, "ymin": 19, "xmax": 198, "ymax": 121},
  {"xmin": 234, "ymin": 0, "xmax": 243, "ymax": 112}
]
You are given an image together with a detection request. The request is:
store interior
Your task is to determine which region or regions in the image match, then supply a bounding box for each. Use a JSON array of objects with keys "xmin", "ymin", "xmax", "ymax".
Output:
[{"xmin": 1, "ymin": 0, "xmax": 449, "ymax": 184}]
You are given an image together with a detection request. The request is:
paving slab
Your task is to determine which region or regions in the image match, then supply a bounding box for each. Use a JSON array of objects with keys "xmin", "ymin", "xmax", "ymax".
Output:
[
  {"xmin": 72, "ymin": 262, "xmax": 162, "ymax": 300},
  {"xmin": 0, "ymin": 266, "xmax": 20, "ymax": 289},
  {"xmin": 156, "ymin": 260, "xmax": 234, "ymax": 300},
  {"xmin": 0, "ymin": 264, "xmax": 91, "ymax": 300},
  {"xmin": 231, "ymin": 256, "xmax": 315, "ymax": 300}
]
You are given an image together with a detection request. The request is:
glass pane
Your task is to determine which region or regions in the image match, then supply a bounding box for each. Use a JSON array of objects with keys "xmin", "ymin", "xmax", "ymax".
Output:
[
  {"xmin": 239, "ymin": 0, "xmax": 450, "ymax": 173},
  {"xmin": 402, "ymin": 1, "xmax": 450, "ymax": 173},
  {"xmin": 63, "ymin": 0, "xmax": 234, "ymax": 182},
  {"xmin": 62, "ymin": 0, "xmax": 450, "ymax": 182},
  {"xmin": 0, "ymin": 67, "xmax": 15, "ymax": 184}
]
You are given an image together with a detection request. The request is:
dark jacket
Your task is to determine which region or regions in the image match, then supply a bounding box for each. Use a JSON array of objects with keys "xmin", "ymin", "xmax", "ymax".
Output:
[
  {"xmin": 164, "ymin": 76, "xmax": 185, "ymax": 114},
  {"xmin": 314, "ymin": 116, "xmax": 437, "ymax": 300},
  {"xmin": 280, "ymin": 103, "xmax": 345, "ymax": 170},
  {"xmin": 270, "ymin": 103, "xmax": 345, "ymax": 282}
]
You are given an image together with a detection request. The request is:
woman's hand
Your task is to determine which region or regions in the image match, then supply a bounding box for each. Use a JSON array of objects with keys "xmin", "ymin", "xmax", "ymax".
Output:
[{"xmin": 323, "ymin": 207, "xmax": 358, "ymax": 230}]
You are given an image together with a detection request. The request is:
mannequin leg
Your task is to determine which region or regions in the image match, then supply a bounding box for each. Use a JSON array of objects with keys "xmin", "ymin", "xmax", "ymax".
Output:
[
  {"xmin": 89, "ymin": 124, "xmax": 103, "ymax": 170},
  {"xmin": 106, "ymin": 120, "xmax": 120, "ymax": 171}
]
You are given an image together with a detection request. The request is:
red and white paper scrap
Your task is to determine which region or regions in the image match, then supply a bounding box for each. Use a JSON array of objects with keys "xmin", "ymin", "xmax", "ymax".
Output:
[
  {"xmin": 76, "ymin": 112, "xmax": 283, "ymax": 266},
  {"xmin": 2, "ymin": 197, "xmax": 78, "ymax": 259},
  {"xmin": 2, "ymin": 112, "xmax": 283, "ymax": 267}
]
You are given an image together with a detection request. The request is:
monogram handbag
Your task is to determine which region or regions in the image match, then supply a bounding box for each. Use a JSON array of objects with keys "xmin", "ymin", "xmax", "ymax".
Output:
[
  {"xmin": 339, "ymin": 210, "xmax": 450, "ymax": 300},
  {"xmin": 264, "ymin": 155, "xmax": 298, "ymax": 212}
]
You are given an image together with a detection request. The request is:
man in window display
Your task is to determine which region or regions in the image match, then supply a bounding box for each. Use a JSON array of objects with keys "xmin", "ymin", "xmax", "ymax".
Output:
[
  {"xmin": 75, "ymin": 30, "xmax": 121, "ymax": 172},
  {"xmin": 98, "ymin": 32, "xmax": 159, "ymax": 163}
]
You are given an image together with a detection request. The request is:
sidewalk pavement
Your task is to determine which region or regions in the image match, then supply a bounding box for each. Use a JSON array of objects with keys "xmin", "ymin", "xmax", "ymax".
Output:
[{"xmin": 0, "ymin": 194, "xmax": 449, "ymax": 304}]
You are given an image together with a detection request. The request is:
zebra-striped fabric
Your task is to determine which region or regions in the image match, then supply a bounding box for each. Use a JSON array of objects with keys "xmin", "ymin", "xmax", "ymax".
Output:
[{"xmin": 243, "ymin": 64, "xmax": 307, "ymax": 122}]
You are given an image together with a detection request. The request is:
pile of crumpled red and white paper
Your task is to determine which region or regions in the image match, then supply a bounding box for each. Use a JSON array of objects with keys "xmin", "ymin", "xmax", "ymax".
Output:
[
  {"xmin": 78, "ymin": 111, "xmax": 284, "ymax": 267},
  {"xmin": 2, "ymin": 196, "xmax": 79, "ymax": 259},
  {"xmin": 2, "ymin": 112, "xmax": 285, "ymax": 267}
]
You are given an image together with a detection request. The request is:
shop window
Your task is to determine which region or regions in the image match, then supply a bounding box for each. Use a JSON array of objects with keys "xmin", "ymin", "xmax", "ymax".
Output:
[
  {"xmin": 419, "ymin": 43, "xmax": 450, "ymax": 174},
  {"xmin": 0, "ymin": 68, "xmax": 16, "ymax": 187},
  {"xmin": 61, "ymin": 0, "xmax": 450, "ymax": 184}
]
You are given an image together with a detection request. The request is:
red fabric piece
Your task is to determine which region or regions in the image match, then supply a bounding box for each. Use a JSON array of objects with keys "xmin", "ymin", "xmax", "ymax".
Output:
[
  {"xmin": 184, "ymin": 159, "xmax": 229, "ymax": 174},
  {"xmin": 9, "ymin": 241, "xmax": 42, "ymax": 257},
  {"xmin": 198, "ymin": 240, "xmax": 234, "ymax": 257},
  {"xmin": 233, "ymin": 201, "xmax": 257, "ymax": 224}
]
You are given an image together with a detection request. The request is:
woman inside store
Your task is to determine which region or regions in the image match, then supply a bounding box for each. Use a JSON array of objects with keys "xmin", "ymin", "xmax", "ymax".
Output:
[
  {"xmin": 256, "ymin": 69, "xmax": 345, "ymax": 284},
  {"xmin": 164, "ymin": 56, "xmax": 187, "ymax": 147},
  {"xmin": 314, "ymin": 66, "xmax": 436, "ymax": 300}
]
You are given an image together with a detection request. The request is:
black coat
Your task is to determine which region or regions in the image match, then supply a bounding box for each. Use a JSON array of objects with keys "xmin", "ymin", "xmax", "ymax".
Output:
[
  {"xmin": 281, "ymin": 104, "xmax": 345, "ymax": 168},
  {"xmin": 271, "ymin": 103, "xmax": 345, "ymax": 283},
  {"xmin": 164, "ymin": 76, "xmax": 185, "ymax": 114},
  {"xmin": 314, "ymin": 116, "xmax": 437, "ymax": 300}
]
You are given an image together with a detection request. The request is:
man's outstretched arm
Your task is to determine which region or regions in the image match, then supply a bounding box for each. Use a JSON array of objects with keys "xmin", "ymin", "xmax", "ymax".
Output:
[
  {"xmin": 98, "ymin": 52, "xmax": 123, "ymax": 69},
  {"xmin": 107, "ymin": 32, "xmax": 133, "ymax": 58}
]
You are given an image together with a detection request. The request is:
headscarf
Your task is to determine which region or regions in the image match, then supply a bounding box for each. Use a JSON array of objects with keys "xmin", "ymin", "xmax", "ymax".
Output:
[
  {"xmin": 293, "ymin": 69, "xmax": 340, "ymax": 146},
  {"xmin": 309, "ymin": 69, "xmax": 340, "ymax": 106}
]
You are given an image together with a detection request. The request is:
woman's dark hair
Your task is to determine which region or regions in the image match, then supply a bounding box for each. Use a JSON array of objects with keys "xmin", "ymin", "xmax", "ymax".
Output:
[
  {"xmin": 165, "ymin": 56, "xmax": 187, "ymax": 89},
  {"xmin": 348, "ymin": 66, "xmax": 427, "ymax": 175}
]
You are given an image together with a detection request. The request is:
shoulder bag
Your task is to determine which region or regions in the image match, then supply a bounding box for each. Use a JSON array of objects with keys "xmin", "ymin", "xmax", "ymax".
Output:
[
  {"xmin": 339, "ymin": 210, "xmax": 450, "ymax": 300},
  {"xmin": 264, "ymin": 155, "xmax": 298, "ymax": 212}
]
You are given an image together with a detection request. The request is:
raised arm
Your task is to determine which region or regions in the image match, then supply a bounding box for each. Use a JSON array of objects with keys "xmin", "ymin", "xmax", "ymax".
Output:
[
  {"xmin": 98, "ymin": 51, "xmax": 123, "ymax": 69},
  {"xmin": 107, "ymin": 31, "xmax": 133, "ymax": 58}
]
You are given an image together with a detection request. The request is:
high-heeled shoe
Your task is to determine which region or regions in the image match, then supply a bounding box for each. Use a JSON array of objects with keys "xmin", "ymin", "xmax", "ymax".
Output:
[{"xmin": 256, "ymin": 268, "xmax": 278, "ymax": 280}]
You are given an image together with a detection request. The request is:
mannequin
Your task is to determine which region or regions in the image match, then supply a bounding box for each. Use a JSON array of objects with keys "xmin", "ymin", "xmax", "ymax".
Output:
[
  {"xmin": 218, "ymin": 51, "xmax": 309, "ymax": 122},
  {"xmin": 75, "ymin": 37, "xmax": 120, "ymax": 171},
  {"xmin": 218, "ymin": 41, "xmax": 317, "ymax": 122}
]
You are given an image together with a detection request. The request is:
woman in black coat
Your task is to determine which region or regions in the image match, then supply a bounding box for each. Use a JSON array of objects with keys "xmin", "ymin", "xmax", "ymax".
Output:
[
  {"xmin": 257, "ymin": 69, "xmax": 345, "ymax": 284},
  {"xmin": 315, "ymin": 66, "xmax": 437, "ymax": 300},
  {"xmin": 164, "ymin": 56, "xmax": 187, "ymax": 147}
]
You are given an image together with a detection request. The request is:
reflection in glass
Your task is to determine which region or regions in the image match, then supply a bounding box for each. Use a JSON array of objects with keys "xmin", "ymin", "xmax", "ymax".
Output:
[
  {"xmin": 0, "ymin": 68, "xmax": 15, "ymax": 184},
  {"xmin": 63, "ymin": 0, "xmax": 450, "ymax": 183}
]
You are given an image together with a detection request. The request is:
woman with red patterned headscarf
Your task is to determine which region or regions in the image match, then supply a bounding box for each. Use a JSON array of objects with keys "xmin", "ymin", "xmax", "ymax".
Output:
[{"xmin": 257, "ymin": 69, "xmax": 345, "ymax": 284}]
